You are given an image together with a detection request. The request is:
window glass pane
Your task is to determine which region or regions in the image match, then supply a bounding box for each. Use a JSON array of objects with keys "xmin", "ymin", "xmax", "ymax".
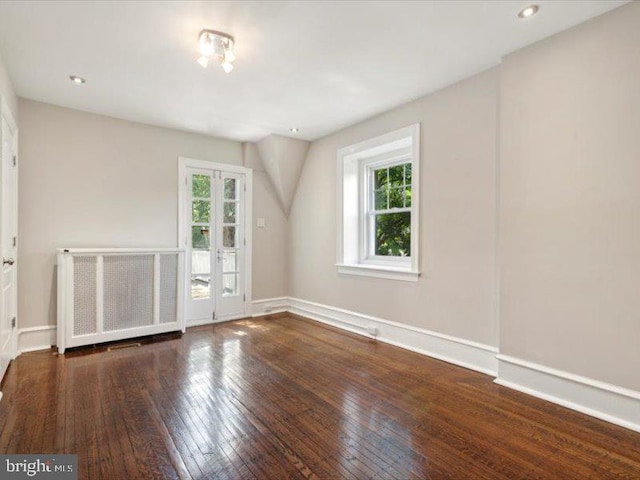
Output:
[
  {"xmin": 374, "ymin": 188, "xmax": 387, "ymax": 210},
  {"xmin": 224, "ymin": 178, "xmax": 237, "ymax": 199},
  {"xmin": 192, "ymin": 226, "xmax": 210, "ymax": 249},
  {"xmin": 405, "ymin": 163, "xmax": 412, "ymax": 184},
  {"xmin": 388, "ymin": 187, "xmax": 404, "ymax": 209},
  {"xmin": 222, "ymin": 251, "xmax": 237, "ymax": 273},
  {"xmin": 223, "ymin": 226, "xmax": 237, "ymax": 247},
  {"xmin": 192, "ymin": 174, "xmax": 211, "ymax": 198},
  {"xmin": 375, "ymin": 212, "xmax": 411, "ymax": 256},
  {"xmin": 192, "ymin": 200, "xmax": 210, "ymax": 223},
  {"xmin": 223, "ymin": 202, "xmax": 236, "ymax": 224},
  {"xmin": 222, "ymin": 274, "xmax": 238, "ymax": 297},
  {"xmin": 374, "ymin": 168, "xmax": 388, "ymax": 189},
  {"xmin": 388, "ymin": 165, "xmax": 404, "ymax": 187}
]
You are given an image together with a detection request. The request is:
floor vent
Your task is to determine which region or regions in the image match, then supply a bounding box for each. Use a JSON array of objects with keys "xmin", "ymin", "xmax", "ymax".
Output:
[{"xmin": 107, "ymin": 342, "xmax": 141, "ymax": 352}]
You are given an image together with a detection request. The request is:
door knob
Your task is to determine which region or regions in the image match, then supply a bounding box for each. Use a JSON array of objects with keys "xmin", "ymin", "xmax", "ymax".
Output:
[{"xmin": 3, "ymin": 258, "xmax": 14, "ymax": 266}]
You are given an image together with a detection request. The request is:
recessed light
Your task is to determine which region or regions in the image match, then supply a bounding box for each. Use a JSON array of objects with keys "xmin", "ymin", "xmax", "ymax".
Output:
[
  {"xmin": 518, "ymin": 5, "xmax": 539, "ymax": 19},
  {"xmin": 290, "ymin": 128, "xmax": 299, "ymax": 133},
  {"xmin": 69, "ymin": 75, "xmax": 86, "ymax": 84}
]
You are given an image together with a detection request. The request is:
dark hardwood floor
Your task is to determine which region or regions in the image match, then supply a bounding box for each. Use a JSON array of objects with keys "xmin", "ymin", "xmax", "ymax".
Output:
[{"xmin": 0, "ymin": 315, "xmax": 639, "ymax": 479}]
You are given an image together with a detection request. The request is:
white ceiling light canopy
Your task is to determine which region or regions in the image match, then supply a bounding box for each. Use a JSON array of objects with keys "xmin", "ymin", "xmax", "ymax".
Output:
[{"xmin": 197, "ymin": 29, "xmax": 235, "ymax": 73}]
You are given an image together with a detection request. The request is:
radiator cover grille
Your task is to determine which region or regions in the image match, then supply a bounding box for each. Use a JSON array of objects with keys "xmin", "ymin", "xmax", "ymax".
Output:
[
  {"xmin": 103, "ymin": 255, "xmax": 154, "ymax": 332},
  {"xmin": 57, "ymin": 249, "xmax": 184, "ymax": 353},
  {"xmin": 73, "ymin": 256, "xmax": 97, "ymax": 336},
  {"xmin": 160, "ymin": 254, "xmax": 178, "ymax": 324}
]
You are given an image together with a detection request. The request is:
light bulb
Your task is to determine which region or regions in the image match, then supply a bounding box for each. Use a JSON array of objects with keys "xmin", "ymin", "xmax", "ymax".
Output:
[
  {"xmin": 198, "ymin": 33, "xmax": 215, "ymax": 56},
  {"xmin": 197, "ymin": 56, "xmax": 209, "ymax": 68},
  {"xmin": 220, "ymin": 60, "xmax": 234, "ymax": 73},
  {"xmin": 223, "ymin": 48, "xmax": 236, "ymax": 63}
]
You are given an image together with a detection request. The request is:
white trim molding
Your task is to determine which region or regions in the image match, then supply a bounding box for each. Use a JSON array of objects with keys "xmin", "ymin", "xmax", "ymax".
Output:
[
  {"xmin": 496, "ymin": 354, "xmax": 640, "ymax": 433},
  {"xmin": 336, "ymin": 264, "xmax": 419, "ymax": 282},
  {"xmin": 18, "ymin": 326, "xmax": 56, "ymax": 354},
  {"xmin": 288, "ymin": 297, "xmax": 498, "ymax": 376},
  {"xmin": 251, "ymin": 297, "xmax": 289, "ymax": 317}
]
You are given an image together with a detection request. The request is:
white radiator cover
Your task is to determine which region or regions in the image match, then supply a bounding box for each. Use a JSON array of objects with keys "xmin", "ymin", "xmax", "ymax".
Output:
[{"xmin": 57, "ymin": 248, "xmax": 185, "ymax": 353}]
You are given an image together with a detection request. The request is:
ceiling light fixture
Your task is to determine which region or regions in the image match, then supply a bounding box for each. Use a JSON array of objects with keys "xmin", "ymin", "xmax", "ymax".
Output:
[
  {"xmin": 289, "ymin": 128, "xmax": 299, "ymax": 133},
  {"xmin": 69, "ymin": 75, "xmax": 86, "ymax": 84},
  {"xmin": 518, "ymin": 5, "xmax": 539, "ymax": 18},
  {"xmin": 197, "ymin": 29, "xmax": 236, "ymax": 73}
]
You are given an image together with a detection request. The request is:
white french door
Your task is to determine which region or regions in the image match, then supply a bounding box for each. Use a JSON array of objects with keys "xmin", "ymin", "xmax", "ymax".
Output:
[
  {"xmin": 179, "ymin": 159, "xmax": 252, "ymax": 325},
  {"xmin": 0, "ymin": 106, "xmax": 18, "ymax": 384}
]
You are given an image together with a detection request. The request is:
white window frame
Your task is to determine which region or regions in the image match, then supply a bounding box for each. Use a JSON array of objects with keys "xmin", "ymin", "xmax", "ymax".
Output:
[{"xmin": 337, "ymin": 124, "xmax": 420, "ymax": 282}]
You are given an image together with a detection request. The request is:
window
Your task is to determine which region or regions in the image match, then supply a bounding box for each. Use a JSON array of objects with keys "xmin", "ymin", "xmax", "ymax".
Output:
[{"xmin": 337, "ymin": 124, "xmax": 420, "ymax": 281}]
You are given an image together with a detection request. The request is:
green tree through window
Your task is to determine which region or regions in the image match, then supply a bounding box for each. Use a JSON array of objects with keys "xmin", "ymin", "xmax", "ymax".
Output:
[{"xmin": 371, "ymin": 163, "xmax": 411, "ymax": 256}]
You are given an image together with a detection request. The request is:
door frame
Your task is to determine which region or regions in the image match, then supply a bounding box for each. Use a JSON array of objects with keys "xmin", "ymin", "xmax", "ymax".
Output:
[
  {"xmin": 178, "ymin": 156, "xmax": 253, "ymax": 325},
  {"xmin": 0, "ymin": 97, "xmax": 18, "ymax": 367}
]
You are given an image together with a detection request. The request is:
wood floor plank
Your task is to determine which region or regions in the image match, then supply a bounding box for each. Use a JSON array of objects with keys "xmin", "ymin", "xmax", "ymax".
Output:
[{"xmin": 0, "ymin": 314, "xmax": 638, "ymax": 479}]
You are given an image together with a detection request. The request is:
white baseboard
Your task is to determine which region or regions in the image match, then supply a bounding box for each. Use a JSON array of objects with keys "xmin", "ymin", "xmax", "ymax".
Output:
[
  {"xmin": 251, "ymin": 297, "xmax": 289, "ymax": 317},
  {"xmin": 288, "ymin": 297, "xmax": 498, "ymax": 376},
  {"xmin": 496, "ymin": 354, "xmax": 640, "ymax": 433},
  {"xmin": 18, "ymin": 326, "xmax": 56, "ymax": 353}
]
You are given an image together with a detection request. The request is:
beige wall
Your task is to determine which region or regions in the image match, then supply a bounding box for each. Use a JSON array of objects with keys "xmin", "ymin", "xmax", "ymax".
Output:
[
  {"xmin": 289, "ymin": 68, "xmax": 499, "ymax": 347},
  {"xmin": 18, "ymin": 99, "xmax": 287, "ymax": 329},
  {"xmin": 0, "ymin": 51, "xmax": 18, "ymax": 120},
  {"xmin": 499, "ymin": 2, "xmax": 640, "ymax": 391},
  {"xmin": 243, "ymin": 142, "xmax": 289, "ymax": 299}
]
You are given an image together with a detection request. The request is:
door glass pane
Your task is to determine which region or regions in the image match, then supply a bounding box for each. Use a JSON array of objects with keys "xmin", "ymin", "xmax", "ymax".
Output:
[
  {"xmin": 375, "ymin": 212, "xmax": 411, "ymax": 256},
  {"xmin": 223, "ymin": 226, "xmax": 237, "ymax": 247},
  {"xmin": 192, "ymin": 200, "xmax": 210, "ymax": 223},
  {"xmin": 224, "ymin": 178, "xmax": 237, "ymax": 199},
  {"xmin": 191, "ymin": 250, "xmax": 210, "ymax": 299},
  {"xmin": 222, "ymin": 274, "xmax": 238, "ymax": 297},
  {"xmin": 192, "ymin": 226, "xmax": 210, "ymax": 249},
  {"xmin": 192, "ymin": 174, "xmax": 211, "ymax": 198},
  {"xmin": 191, "ymin": 274, "xmax": 210, "ymax": 299},
  {"xmin": 222, "ymin": 251, "xmax": 237, "ymax": 273},
  {"xmin": 223, "ymin": 202, "xmax": 236, "ymax": 224}
]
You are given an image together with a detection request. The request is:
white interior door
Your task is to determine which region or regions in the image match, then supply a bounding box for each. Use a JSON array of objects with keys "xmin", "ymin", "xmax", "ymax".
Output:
[
  {"xmin": 182, "ymin": 163, "xmax": 250, "ymax": 325},
  {"xmin": 0, "ymin": 111, "xmax": 18, "ymax": 382}
]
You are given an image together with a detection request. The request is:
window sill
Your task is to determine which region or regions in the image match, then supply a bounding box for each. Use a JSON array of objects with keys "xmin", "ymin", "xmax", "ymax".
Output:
[{"xmin": 336, "ymin": 263, "xmax": 420, "ymax": 282}]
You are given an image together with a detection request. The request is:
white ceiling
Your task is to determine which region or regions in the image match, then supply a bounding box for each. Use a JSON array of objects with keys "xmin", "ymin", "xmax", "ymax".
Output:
[{"xmin": 0, "ymin": 0, "xmax": 628, "ymax": 142}]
